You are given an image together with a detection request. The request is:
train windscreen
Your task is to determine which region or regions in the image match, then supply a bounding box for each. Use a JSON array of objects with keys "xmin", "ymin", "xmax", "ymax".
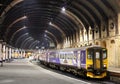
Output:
[
  {"xmin": 87, "ymin": 47, "xmax": 102, "ymax": 69},
  {"xmin": 102, "ymin": 49, "xmax": 107, "ymax": 59}
]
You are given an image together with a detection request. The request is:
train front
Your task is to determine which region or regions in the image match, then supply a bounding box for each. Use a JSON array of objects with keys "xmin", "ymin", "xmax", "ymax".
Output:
[{"xmin": 86, "ymin": 47, "xmax": 107, "ymax": 78}]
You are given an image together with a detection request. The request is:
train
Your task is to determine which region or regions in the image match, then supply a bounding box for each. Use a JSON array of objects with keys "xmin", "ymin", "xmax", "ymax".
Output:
[{"xmin": 39, "ymin": 45, "xmax": 108, "ymax": 78}]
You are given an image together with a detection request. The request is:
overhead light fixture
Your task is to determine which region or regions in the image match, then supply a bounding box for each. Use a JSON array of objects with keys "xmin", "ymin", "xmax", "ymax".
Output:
[
  {"xmin": 61, "ymin": 7, "xmax": 66, "ymax": 12},
  {"xmin": 23, "ymin": 26, "xmax": 27, "ymax": 28},
  {"xmin": 45, "ymin": 30, "xmax": 48, "ymax": 33},
  {"xmin": 44, "ymin": 34, "xmax": 47, "ymax": 37},
  {"xmin": 23, "ymin": 15, "xmax": 27, "ymax": 18},
  {"xmin": 49, "ymin": 22, "xmax": 52, "ymax": 25},
  {"xmin": 36, "ymin": 46, "xmax": 39, "ymax": 49}
]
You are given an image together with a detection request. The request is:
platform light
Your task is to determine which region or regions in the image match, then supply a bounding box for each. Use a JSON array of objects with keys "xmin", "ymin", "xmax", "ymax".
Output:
[
  {"xmin": 45, "ymin": 30, "xmax": 48, "ymax": 33},
  {"xmin": 44, "ymin": 34, "xmax": 47, "ymax": 37},
  {"xmin": 62, "ymin": 7, "xmax": 66, "ymax": 12},
  {"xmin": 23, "ymin": 26, "xmax": 27, "ymax": 28},
  {"xmin": 49, "ymin": 22, "xmax": 52, "ymax": 25},
  {"xmin": 23, "ymin": 15, "xmax": 27, "ymax": 18},
  {"xmin": 36, "ymin": 46, "xmax": 39, "ymax": 49}
]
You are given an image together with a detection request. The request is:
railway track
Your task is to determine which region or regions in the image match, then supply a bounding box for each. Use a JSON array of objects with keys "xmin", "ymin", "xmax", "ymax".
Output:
[
  {"xmin": 31, "ymin": 61, "xmax": 117, "ymax": 84},
  {"xmin": 109, "ymin": 71, "xmax": 120, "ymax": 83}
]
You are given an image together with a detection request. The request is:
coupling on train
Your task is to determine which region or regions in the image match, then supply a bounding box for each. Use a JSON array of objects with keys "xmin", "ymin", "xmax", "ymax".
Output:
[{"xmin": 39, "ymin": 45, "xmax": 108, "ymax": 78}]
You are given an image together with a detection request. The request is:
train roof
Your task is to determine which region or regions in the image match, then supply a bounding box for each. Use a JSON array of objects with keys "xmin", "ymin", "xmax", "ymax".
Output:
[
  {"xmin": 47, "ymin": 45, "xmax": 104, "ymax": 52},
  {"xmin": 61, "ymin": 46, "xmax": 98, "ymax": 51}
]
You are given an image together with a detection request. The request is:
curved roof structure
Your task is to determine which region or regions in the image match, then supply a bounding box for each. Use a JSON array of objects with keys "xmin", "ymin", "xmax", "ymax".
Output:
[{"xmin": 0, "ymin": 0, "xmax": 120, "ymax": 49}]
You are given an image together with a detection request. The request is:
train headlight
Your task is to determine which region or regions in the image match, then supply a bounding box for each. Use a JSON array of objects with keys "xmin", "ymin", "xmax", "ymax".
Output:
[
  {"xmin": 103, "ymin": 64, "xmax": 107, "ymax": 69},
  {"xmin": 103, "ymin": 64, "xmax": 106, "ymax": 67}
]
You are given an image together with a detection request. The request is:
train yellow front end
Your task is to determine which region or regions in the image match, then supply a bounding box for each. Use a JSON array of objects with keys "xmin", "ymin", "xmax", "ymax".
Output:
[{"xmin": 86, "ymin": 47, "xmax": 108, "ymax": 78}]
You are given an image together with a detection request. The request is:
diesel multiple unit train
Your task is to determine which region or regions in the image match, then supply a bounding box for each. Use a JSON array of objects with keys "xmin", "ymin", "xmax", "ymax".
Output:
[{"xmin": 39, "ymin": 46, "xmax": 108, "ymax": 78}]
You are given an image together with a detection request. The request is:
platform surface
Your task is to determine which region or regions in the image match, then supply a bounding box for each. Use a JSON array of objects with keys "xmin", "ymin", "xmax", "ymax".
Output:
[
  {"xmin": 108, "ymin": 67, "xmax": 120, "ymax": 73},
  {"xmin": 0, "ymin": 59, "xmax": 92, "ymax": 84}
]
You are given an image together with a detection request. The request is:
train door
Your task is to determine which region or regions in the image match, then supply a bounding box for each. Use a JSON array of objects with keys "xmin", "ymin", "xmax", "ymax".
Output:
[{"xmin": 93, "ymin": 49, "xmax": 102, "ymax": 70}]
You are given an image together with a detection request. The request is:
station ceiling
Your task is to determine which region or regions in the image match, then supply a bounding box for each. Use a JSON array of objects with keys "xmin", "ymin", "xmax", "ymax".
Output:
[{"xmin": 0, "ymin": 0, "xmax": 120, "ymax": 49}]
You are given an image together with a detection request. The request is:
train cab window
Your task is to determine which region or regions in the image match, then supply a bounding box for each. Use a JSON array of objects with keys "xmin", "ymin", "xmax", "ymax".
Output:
[
  {"xmin": 88, "ymin": 51, "xmax": 93, "ymax": 59},
  {"xmin": 96, "ymin": 52, "xmax": 100, "ymax": 59},
  {"xmin": 102, "ymin": 49, "xmax": 107, "ymax": 59}
]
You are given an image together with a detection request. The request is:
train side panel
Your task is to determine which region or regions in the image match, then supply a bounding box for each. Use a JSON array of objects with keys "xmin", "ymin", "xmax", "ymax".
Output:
[
  {"xmin": 48, "ymin": 51, "xmax": 60, "ymax": 64},
  {"xmin": 76, "ymin": 50, "xmax": 86, "ymax": 69},
  {"xmin": 80, "ymin": 50, "xmax": 86, "ymax": 69},
  {"xmin": 59, "ymin": 51, "xmax": 77, "ymax": 67}
]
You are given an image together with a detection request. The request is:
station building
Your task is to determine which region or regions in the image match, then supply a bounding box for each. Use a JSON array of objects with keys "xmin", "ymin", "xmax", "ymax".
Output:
[{"xmin": 0, "ymin": 0, "xmax": 120, "ymax": 69}]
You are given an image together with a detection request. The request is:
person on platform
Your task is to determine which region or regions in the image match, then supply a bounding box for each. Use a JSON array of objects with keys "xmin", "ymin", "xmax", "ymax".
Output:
[
  {"xmin": 0, "ymin": 50, "xmax": 3, "ymax": 67},
  {"xmin": 0, "ymin": 56, "xmax": 3, "ymax": 67}
]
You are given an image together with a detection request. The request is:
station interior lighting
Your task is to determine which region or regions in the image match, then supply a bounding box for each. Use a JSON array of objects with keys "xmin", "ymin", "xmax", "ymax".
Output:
[
  {"xmin": 23, "ymin": 26, "xmax": 27, "ymax": 28},
  {"xmin": 61, "ymin": 7, "xmax": 66, "ymax": 12},
  {"xmin": 44, "ymin": 34, "xmax": 47, "ymax": 37},
  {"xmin": 23, "ymin": 15, "xmax": 27, "ymax": 18},
  {"xmin": 45, "ymin": 30, "xmax": 48, "ymax": 33},
  {"xmin": 49, "ymin": 22, "xmax": 52, "ymax": 25}
]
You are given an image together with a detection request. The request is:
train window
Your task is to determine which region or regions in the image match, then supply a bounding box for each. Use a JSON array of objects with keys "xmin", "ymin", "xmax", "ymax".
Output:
[
  {"xmin": 67, "ymin": 56, "xmax": 69, "ymax": 59},
  {"xmin": 103, "ymin": 49, "xmax": 107, "ymax": 59},
  {"xmin": 88, "ymin": 51, "xmax": 93, "ymax": 59},
  {"xmin": 65, "ymin": 54, "xmax": 67, "ymax": 59},
  {"xmin": 61, "ymin": 54, "xmax": 63, "ymax": 59},
  {"xmin": 70, "ymin": 54, "xmax": 72, "ymax": 59},
  {"xmin": 74, "ymin": 56, "xmax": 76, "ymax": 59},
  {"xmin": 63, "ymin": 54, "xmax": 65, "ymax": 59},
  {"xmin": 68, "ymin": 54, "xmax": 70, "ymax": 59},
  {"xmin": 60, "ymin": 54, "xmax": 62, "ymax": 59},
  {"xmin": 96, "ymin": 52, "xmax": 100, "ymax": 59},
  {"xmin": 59, "ymin": 54, "xmax": 61, "ymax": 58},
  {"xmin": 61, "ymin": 55, "xmax": 63, "ymax": 59},
  {"xmin": 60, "ymin": 54, "xmax": 61, "ymax": 58},
  {"xmin": 56, "ymin": 54, "xmax": 58, "ymax": 58},
  {"xmin": 58, "ymin": 54, "xmax": 60, "ymax": 58},
  {"xmin": 69, "ymin": 54, "xmax": 71, "ymax": 59},
  {"xmin": 52, "ymin": 54, "xmax": 56, "ymax": 58}
]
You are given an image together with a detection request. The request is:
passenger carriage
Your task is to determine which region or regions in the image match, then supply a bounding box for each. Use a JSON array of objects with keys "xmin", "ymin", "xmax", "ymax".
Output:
[{"xmin": 39, "ymin": 45, "xmax": 108, "ymax": 78}]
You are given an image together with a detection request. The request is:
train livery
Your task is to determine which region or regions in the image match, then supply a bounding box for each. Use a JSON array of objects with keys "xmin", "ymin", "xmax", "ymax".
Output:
[{"xmin": 39, "ymin": 45, "xmax": 108, "ymax": 78}]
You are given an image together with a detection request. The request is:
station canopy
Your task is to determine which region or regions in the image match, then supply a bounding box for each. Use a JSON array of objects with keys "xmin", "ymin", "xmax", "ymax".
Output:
[{"xmin": 0, "ymin": 0, "xmax": 120, "ymax": 49}]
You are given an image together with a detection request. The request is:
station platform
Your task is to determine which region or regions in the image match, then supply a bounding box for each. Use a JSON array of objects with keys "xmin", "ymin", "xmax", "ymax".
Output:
[
  {"xmin": 108, "ymin": 67, "xmax": 120, "ymax": 73},
  {"xmin": 0, "ymin": 58, "xmax": 118, "ymax": 84},
  {"xmin": 108, "ymin": 67, "xmax": 120, "ymax": 83},
  {"xmin": 0, "ymin": 58, "xmax": 95, "ymax": 84}
]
